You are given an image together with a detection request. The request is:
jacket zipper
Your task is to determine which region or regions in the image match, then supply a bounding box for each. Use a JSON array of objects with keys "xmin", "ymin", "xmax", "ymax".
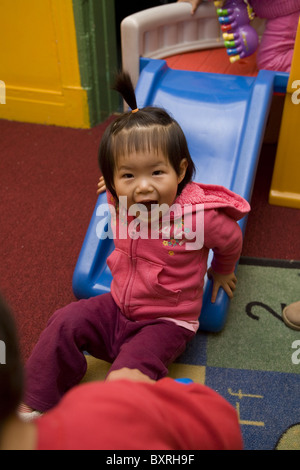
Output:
[{"xmin": 123, "ymin": 236, "xmax": 137, "ymax": 318}]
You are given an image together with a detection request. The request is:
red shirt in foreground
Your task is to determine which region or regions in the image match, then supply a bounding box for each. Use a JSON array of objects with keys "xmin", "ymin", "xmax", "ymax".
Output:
[{"xmin": 37, "ymin": 378, "xmax": 243, "ymax": 450}]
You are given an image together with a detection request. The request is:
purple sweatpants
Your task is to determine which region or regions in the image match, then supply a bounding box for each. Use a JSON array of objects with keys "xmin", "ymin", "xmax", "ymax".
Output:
[{"xmin": 24, "ymin": 293, "xmax": 194, "ymax": 412}]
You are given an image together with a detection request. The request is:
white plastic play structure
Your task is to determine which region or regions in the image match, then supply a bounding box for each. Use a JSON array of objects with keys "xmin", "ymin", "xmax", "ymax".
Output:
[{"xmin": 121, "ymin": 2, "xmax": 265, "ymax": 87}]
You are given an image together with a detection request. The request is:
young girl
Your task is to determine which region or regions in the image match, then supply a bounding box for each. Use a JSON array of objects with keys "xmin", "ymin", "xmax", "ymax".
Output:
[
  {"xmin": 20, "ymin": 72, "xmax": 250, "ymax": 416},
  {"xmin": 178, "ymin": 0, "xmax": 300, "ymax": 72}
]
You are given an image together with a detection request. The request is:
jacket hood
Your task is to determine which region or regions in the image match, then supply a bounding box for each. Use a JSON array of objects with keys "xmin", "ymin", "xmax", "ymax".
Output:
[{"xmin": 175, "ymin": 182, "xmax": 250, "ymax": 221}]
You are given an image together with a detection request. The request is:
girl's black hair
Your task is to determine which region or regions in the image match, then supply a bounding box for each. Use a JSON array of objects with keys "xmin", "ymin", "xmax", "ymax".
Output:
[
  {"xmin": 98, "ymin": 71, "xmax": 195, "ymax": 199},
  {"xmin": 0, "ymin": 294, "xmax": 23, "ymax": 431}
]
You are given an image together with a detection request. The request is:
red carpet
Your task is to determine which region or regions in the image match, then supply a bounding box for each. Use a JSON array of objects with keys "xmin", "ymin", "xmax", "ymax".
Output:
[
  {"xmin": 0, "ymin": 118, "xmax": 299, "ymax": 362},
  {"xmin": 242, "ymin": 142, "xmax": 300, "ymax": 260},
  {"xmin": 0, "ymin": 117, "xmax": 115, "ymax": 360}
]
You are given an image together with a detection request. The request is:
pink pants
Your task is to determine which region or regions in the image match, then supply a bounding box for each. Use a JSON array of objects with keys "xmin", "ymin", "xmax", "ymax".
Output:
[{"xmin": 257, "ymin": 11, "xmax": 300, "ymax": 72}]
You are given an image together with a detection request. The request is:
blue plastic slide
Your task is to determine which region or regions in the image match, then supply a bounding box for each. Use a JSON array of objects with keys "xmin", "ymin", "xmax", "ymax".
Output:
[{"xmin": 72, "ymin": 58, "xmax": 288, "ymax": 332}]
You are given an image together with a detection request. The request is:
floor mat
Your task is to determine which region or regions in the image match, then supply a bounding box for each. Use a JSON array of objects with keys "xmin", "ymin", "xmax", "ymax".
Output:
[{"xmin": 82, "ymin": 257, "xmax": 300, "ymax": 450}]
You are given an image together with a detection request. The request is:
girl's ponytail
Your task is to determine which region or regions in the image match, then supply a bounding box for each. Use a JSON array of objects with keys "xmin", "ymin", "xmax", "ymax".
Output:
[{"xmin": 113, "ymin": 71, "xmax": 138, "ymax": 112}]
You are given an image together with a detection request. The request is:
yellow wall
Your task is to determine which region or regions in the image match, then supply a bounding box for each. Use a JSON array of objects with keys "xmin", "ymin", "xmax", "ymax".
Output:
[
  {"xmin": 0, "ymin": 0, "xmax": 90, "ymax": 128},
  {"xmin": 269, "ymin": 18, "xmax": 300, "ymax": 209}
]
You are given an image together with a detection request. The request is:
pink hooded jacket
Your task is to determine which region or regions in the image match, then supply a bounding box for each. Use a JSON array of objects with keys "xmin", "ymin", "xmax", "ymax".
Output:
[{"xmin": 106, "ymin": 182, "xmax": 250, "ymax": 331}]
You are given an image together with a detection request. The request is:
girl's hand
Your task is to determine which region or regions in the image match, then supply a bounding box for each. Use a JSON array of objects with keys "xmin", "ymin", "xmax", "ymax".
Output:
[
  {"xmin": 97, "ymin": 176, "xmax": 106, "ymax": 195},
  {"xmin": 177, "ymin": 0, "xmax": 203, "ymax": 15},
  {"xmin": 207, "ymin": 267, "xmax": 237, "ymax": 303}
]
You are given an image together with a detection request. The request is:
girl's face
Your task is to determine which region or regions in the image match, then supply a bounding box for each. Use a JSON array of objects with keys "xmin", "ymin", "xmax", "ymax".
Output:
[{"xmin": 113, "ymin": 150, "xmax": 187, "ymax": 215}]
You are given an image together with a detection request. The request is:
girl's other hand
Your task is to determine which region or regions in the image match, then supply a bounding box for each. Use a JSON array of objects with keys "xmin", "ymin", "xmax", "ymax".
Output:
[
  {"xmin": 207, "ymin": 267, "xmax": 237, "ymax": 303},
  {"xmin": 97, "ymin": 176, "xmax": 106, "ymax": 195}
]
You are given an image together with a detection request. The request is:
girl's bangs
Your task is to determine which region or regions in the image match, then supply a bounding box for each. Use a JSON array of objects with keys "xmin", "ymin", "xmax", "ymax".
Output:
[{"xmin": 111, "ymin": 125, "xmax": 170, "ymax": 159}]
